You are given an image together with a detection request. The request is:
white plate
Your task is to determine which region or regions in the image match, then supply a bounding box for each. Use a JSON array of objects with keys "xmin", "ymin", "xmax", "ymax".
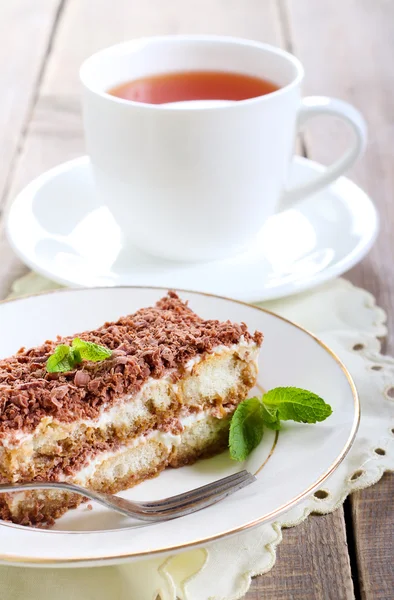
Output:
[
  {"xmin": 0, "ymin": 287, "xmax": 358, "ymax": 567},
  {"xmin": 6, "ymin": 156, "xmax": 378, "ymax": 302}
]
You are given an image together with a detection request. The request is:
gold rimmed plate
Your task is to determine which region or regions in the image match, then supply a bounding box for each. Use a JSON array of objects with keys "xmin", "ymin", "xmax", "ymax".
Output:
[{"xmin": 0, "ymin": 287, "xmax": 359, "ymax": 566}]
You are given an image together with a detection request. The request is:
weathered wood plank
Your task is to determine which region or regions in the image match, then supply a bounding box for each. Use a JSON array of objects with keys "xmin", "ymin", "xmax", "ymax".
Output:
[
  {"xmin": 0, "ymin": 0, "xmax": 63, "ymax": 206},
  {"xmin": 351, "ymin": 474, "xmax": 394, "ymax": 600},
  {"xmin": 287, "ymin": 1, "xmax": 394, "ymax": 598},
  {"xmin": 286, "ymin": 0, "xmax": 394, "ymax": 349},
  {"xmin": 248, "ymin": 511, "xmax": 354, "ymax": 600}
]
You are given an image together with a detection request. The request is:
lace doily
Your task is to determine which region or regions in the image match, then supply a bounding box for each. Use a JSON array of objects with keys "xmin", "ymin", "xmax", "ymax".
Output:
[{"xmin": 1, "ymin": 274, "xmax": 393, "ymax": 600}]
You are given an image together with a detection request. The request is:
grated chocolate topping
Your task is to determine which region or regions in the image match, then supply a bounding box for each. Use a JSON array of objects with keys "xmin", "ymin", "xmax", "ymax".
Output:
[{"xmin": 0, "ymin": 292, "xmax": 262, "ymax": 436}]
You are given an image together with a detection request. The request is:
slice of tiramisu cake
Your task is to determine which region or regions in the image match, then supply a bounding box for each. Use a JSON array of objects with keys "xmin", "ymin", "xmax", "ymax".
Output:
[{"xmin": 0, "ymin": 292, "xmax": 262, "ymax": 526}]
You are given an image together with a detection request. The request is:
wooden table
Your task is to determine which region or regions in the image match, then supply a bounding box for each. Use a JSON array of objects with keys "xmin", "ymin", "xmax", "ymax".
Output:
[{"xmin": 1, "ymin": 1, "xmax": 393, "ymax": 598}]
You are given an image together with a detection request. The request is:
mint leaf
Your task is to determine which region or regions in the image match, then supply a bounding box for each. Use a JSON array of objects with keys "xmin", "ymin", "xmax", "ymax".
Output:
[
  {"xmin": 46, "ymin": 345, "xmax": 77, "ymax": 373},
  {"xmin": 46, "ymin": 339, "xmax": 112, "ymax": 373},
  {"xmin": 229, "ymin": 397, "xmax": 265, "ymax": 461},
  {"xmin": 263, "ymin": 387, "xmax": 332, "ymax": 423},
  {"xmin": 72, "ymin": 338, "xmax": 112, "ymax": 362},
  {"xmin": 261, "ymin": 404, "xmax": 281, "ymax": 430}
]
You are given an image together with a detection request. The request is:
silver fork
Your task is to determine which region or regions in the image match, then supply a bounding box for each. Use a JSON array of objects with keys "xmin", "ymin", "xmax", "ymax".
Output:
[{"xmin": 0, "ymin": 470, "xmax": 255, "ymax": 522}]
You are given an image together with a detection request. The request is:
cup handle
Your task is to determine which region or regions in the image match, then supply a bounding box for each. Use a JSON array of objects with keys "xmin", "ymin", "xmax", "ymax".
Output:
[{"xmin": 281, "ymin": 96, "xmax": 367, "ymax": 208}]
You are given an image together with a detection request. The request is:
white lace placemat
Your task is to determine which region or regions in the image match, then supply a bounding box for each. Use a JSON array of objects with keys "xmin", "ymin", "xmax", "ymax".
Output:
[{"xmin": 1, "ymin": 274, "xmax": 394, "ymax": 600}]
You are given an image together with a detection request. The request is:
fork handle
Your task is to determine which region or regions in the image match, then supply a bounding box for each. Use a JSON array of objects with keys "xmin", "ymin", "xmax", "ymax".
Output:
[{"xmin": 0, "ymin": 473, "xmax": 256, "ymax": 523}]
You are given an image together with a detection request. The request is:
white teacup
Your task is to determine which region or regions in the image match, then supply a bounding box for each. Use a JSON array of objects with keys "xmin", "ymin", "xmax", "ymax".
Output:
[{"xmin": 80, "ymin": 35, "xmax": 366, "ymax": 262}]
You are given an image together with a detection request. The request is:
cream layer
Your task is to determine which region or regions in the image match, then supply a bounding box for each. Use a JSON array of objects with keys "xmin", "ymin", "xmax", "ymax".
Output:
[{"xmin": 1, "ymin": 339, "xmax": 258, "ymax": 452}]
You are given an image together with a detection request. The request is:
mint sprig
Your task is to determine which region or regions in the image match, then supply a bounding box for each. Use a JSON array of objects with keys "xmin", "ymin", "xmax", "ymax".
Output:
[
  {"xmin": 46, "ymin": 339, "xmax": 112, "ymax": 373},
  {"xmin": 229, "ymin": 387, "xmax": 332, "ymax": 461}
]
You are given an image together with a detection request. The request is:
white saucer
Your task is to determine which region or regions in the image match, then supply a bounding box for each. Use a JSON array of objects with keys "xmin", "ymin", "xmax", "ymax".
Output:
[{"xmin": 6, "ymin": 156, "xmax": 378, "ymax": 302}]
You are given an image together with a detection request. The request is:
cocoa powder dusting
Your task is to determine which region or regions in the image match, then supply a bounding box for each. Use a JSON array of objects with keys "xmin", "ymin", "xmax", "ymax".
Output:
[{"xmin": 0, "ymin": 292, "xmax": 262, "ymax": 436}]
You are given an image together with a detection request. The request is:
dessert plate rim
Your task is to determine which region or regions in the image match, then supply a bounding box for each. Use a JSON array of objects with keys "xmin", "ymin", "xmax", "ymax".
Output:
[{"xmin": 0, "ymin": 286, "xmax": 359, "ymax": 566}]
